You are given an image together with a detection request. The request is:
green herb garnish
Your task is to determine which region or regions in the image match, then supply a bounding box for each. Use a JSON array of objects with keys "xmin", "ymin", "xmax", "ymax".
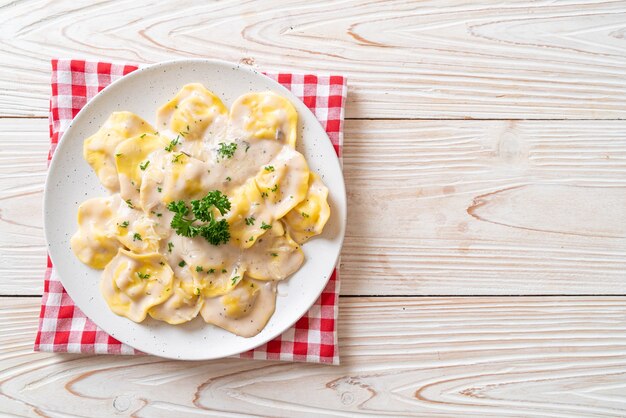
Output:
[
  {"xmin": 165, "ymin": 136, "xmax": 180, "ymax": 152},
  {"xmin": 217, "ymin": 142, "xmax": 237, "ymax": 159},
  {"xmin": 245, "ymin": 217, "xmax": 255, "ymax": 226},
  {"xmin": 133, "ymin": 233, "xmax": 142, "ymax": 241},
  {"xmin": 167, "ymin": 191, "xmax": 231, "ymax": 245},
  {"xmin": 260, "ymin": 222, "xmax": 272, "ymax": 230}
]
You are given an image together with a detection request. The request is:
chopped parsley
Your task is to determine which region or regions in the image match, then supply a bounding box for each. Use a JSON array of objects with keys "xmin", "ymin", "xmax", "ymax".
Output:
[
  {"xmin": 231, "ymin": 276, "xmax": 240, "ymax": 285},
  {"xmin": 133, "ymin": 233, "xmax": 142, "ymax": 241},
  {"xmin": 140, "ymin": 133, "xmax": 147, "ymax": 139},
  {"xmin": 167, "ymin": 190, "xmax": 231, "ymax": 245},
  {"xmin": 157, "ymin": 186, "xmax": 162, "ymax": 193},
  {"xmin": 271, "ymin": 252, "xmax": 278, "ymax": 257},
  {"xmin": 195, "ymin": 266, "xmax": 203, "ymax": 272},
  {"xmin": 167, "ymin": 242, "xmax": 174, "ymax": 253},
  {"xmin": 165, "ymin": 136, "xmax": 180, "ymax": 152},
  {"xmin": 261, "ymin": 191, "xmax": 268, "ymax": 198},
  {"xmin": 118, "ymin": 221, "xmax": 129, "ymax": 228},
  {"xmin": 301, "ymin": 212, "xmax": 310, "ymax": 218},
  {"xmin": 217, "ymin": 142, "xmax": 237, "ymax": 159},
  {"xmin": 136, "ymin": 271, "xmax": 150, "ymax": 279},
  {"xmin": 260, "ymin": 221, "xmax": 272, "ymax": 230},
  {"xmin": 125, "ymin": 199, "xmax": 134, "ymax": 209},
  {"xmin": 270, "ymin": 184, "xmax": 279, "ymax": 192},
  {"xmin": 207, "ymin": 268, "xmax": 215, "ymax": 274},
  {"xmin": 245, "ymin": 216, "xmax": 255, "ymax": 226},
  {"xmin": 139, "ymin": 160, "xmax": 150, "ymax": 170},
  {"xmin": 172, "ymin": 153, "xmax": 184, "ymax": 163},
  {"xmin": 194, "ymin": 287, "xmax": 201, "ymax": 296},
  {"xmin": 221, "ymin": 268, "xmax": 227, "ymax": 273},
  {"xmin": 264, "ymin": 165, "xmax": 275, "ymax": 172},
  {"xmin": 178, "ymin": 260, "xmax": 186, "ymax": 267},
  {"xmin": 115, "ymin": 153, "xmax": 122, "ymax": 157},
  {"xmin": 248, "ymin": 236, "xmax": 254, "ymax": 242},
  {"xmin": 225, "ymin": 176, "xmax": 231, "ymax": 182}
]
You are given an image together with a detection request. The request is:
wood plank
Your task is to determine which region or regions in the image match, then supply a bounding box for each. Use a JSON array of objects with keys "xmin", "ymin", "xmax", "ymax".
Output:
[
  {"xmin": 1, "ymin": 0, "xmax": 626, "ymax": 118},
  {"xmin": 0, "ymin": 118, "xmax": 47, "ymax": 295},
  {"xmin": 342, "ymin": 119, "xmax": 626, "ymax": 295},
  {"xmin": 2, "ymin": 118, "xmax": 626, "ymax": 295},
  {"xmin": 1, "ymin": 296, "xmax": 626, "ymax": 417}
]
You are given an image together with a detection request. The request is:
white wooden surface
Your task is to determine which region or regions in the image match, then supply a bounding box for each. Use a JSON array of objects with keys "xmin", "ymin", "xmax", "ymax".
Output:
[{"xmin": 1, "ymin": 1, "xmax": 625, "ymax": 416}]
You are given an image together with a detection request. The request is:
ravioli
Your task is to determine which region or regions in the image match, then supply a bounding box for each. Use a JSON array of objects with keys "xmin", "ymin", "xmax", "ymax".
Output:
[
  {"xmin": 70, "ymin": 197, "xmax": 121, "ymax": 269},
  {"xmin": 254, "ymin": 146, "xmax": 310, "ymax": 219},
  {"xmin": 84, "ymin": 112, "xmax": 154, "ymax": 191},
  {"xmin": 148, "ymin": 276, "xmax": 203, "ymax": 324},
  {"xmin": 72, "ymin": 84, "xmax": 332, "ymax": 337},
  {"xmin": 244, "ymin": 221, "xmax": 304, "ymax": 281},
  {"xmin": 100, "ymin": 249, "xmax": 174, "ymax": 322},
  {"xmin": 283, "ymin": 172, "xmax": 331, "ymax": 244},
  {"xmin": 229, "ymin": 92, "xmax": 298, "ymax": 148},
  {"xmin": 226, "ymin": 177, "xmax": 268, "ymax": 248},
  {"xmin": 115, "ymin": 133, "xmax": 170, "ymax": 206},
  {"xmin": 201, "ymin": 279, "xmax": 277, "ymax": 337},
  {"xmin": 156, "ymin": 83, "xmax": 228, "ymax": 143}
]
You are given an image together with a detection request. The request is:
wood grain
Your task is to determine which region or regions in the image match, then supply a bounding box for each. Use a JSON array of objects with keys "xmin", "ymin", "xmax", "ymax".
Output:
[
  {"xmin": 1, "ymin": 296, "xmax": 625, "ymax": 417},
  {"xmin": 1, "ymin": 0, "xmax": 626, "ymax": 118},
  {"xmin": 2, "ymin": 118, "xmax": 625, "ymax": 296},
  {"xmin": 0, "ymin": 118, "xmax": 47, "ymax": 295}
]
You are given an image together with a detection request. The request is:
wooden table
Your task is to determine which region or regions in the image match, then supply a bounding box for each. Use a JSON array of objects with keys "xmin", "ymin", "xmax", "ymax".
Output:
[{"xmin": 1, "ymin": 1, "xmax": 625, "ymax": 416}]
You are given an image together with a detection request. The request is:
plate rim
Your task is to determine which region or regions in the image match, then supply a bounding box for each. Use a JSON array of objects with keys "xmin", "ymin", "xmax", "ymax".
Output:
[{"xmin": 43, "ymin": 58, "xmax": 346, "ymax": 360}]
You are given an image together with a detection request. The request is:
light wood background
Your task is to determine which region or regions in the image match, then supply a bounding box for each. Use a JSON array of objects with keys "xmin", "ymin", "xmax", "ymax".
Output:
[{"xmin": 1, "ymin": 1, "xmax": 625, "ymax": 416}]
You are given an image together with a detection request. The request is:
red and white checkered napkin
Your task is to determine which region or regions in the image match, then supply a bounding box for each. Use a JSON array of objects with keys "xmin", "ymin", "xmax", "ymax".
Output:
[{"xmin": 34, "ymin": 59, "xmax": 347, "ymax": 364}]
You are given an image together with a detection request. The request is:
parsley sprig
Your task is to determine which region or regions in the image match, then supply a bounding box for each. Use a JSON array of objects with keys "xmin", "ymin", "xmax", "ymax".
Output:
[{"xmin": 167, "ymin": 191, "xmax": 232, "ymax": 245}]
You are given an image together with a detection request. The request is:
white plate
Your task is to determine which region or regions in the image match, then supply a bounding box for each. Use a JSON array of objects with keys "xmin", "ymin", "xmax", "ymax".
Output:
[{"xmin": 44, "ymin": 59, "xmax": 346, "ymax": 360}]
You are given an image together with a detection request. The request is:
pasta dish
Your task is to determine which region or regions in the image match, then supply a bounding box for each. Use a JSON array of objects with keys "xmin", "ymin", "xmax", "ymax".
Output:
[{"xmin": 70, "ymin": 84, "xmax": 330, "ymax": 337}]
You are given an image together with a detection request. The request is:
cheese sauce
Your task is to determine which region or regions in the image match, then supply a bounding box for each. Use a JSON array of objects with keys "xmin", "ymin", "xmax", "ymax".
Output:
[{"xmin": 72, "ymin": 85, "xmax": 331, "ymax": 337}]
